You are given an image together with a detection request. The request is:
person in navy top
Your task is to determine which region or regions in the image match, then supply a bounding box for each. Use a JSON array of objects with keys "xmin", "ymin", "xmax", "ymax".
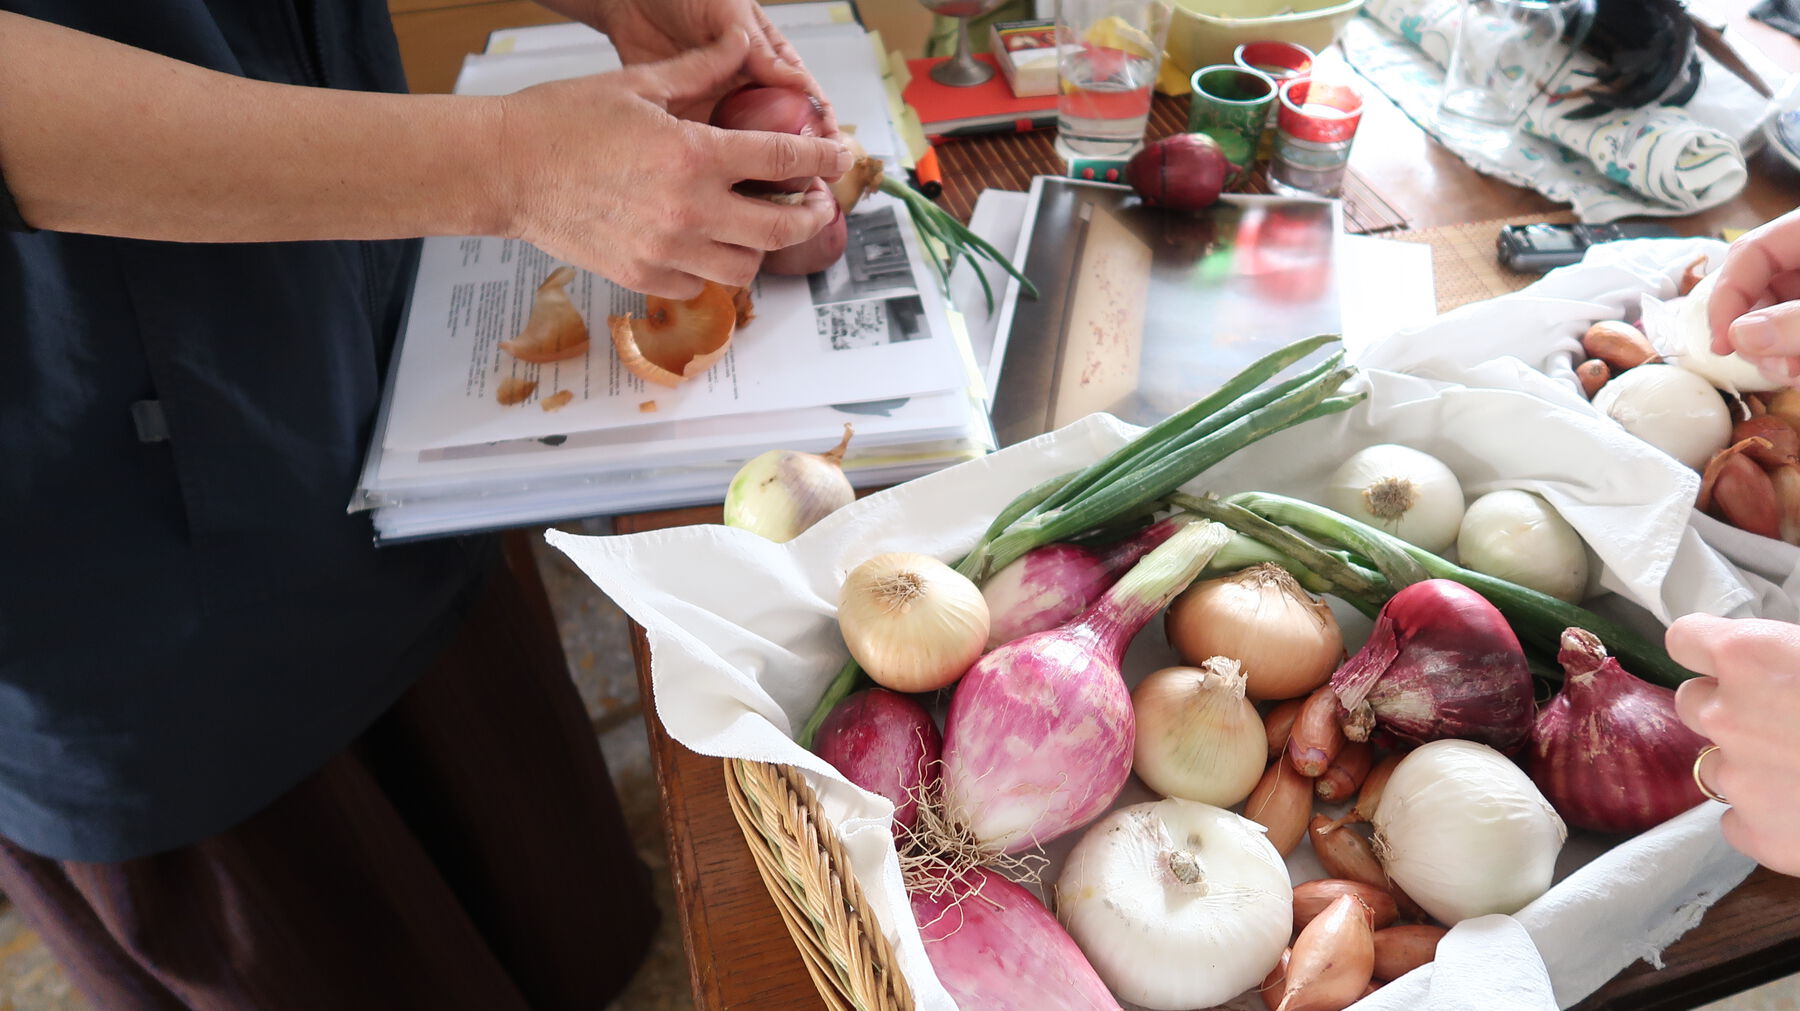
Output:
[{"xmin": 0, "ymin": 1, "xmax": 847, "ymax": 1006}]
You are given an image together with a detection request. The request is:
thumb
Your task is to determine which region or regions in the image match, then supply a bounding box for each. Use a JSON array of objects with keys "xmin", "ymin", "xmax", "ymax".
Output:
[{"xmin": 635, "ymin": 28, "xmax": 751, "ymax": 109}]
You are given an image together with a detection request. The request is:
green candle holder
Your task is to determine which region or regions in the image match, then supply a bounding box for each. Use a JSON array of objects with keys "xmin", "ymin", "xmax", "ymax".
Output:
[{"xmin": 1187, "ymin": 64, "xmax": 1278, "ymax": 190}]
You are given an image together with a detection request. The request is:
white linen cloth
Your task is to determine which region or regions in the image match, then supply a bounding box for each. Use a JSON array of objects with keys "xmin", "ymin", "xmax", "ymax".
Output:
[{"xmin": 549, "ymin": 239, "xmax": 1766, "ymax": 1010}]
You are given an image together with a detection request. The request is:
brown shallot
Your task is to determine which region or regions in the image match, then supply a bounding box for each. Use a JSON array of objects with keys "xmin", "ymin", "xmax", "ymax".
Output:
[
  {"xmin": 1265, "ymin": 697, "xmax": 1305, "ymax": 760},
  {"xmin": 1325, "ymin": 753, "xmax": 1402, "ymax": 831},
  {"xmin": 1581, "ymin": 320, "xmax": 1660, "ymax": 372},
  {"xmin": 1315, "ymin": 740, "xmax": 1373, "ymax": 803},
  {"xmin": 1277, "ymin": 893, "xmax": 1374, "ymax": 1011},
  {"xmin": 1246, "ymin": 756, "xmax": 1313, "ymax": 857},
  {"xmin": 1287, "ymin": 684, "xmax": 1345, "ymax": 778},
  {"xmin": 1732, "ymin": 415, "xmax": 1799, "ymax": 466},
  {"xmin": 1576, "ymin": 358, "xmax": 1611, "ymax": 398},
  {"xmin": 1372, "ymin": 924, "xmax": 1447, "ymax": 981},
  {"xmin": 1293, "ymin": 879, "xmax": 1397, "ymax": 933},
  {"xmin": 1698, "ymin": 438, "xmax": 1781, "ymax": 539}
]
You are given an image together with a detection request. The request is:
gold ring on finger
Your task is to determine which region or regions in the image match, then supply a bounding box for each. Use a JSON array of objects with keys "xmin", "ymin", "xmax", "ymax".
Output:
[{"xmin": 1692, "ymin": 744, "xmax": 1728, "ymax": 805}]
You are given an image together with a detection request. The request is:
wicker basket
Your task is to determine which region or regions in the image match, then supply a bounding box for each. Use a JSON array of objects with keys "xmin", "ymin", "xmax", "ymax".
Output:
[{"xmin": 723, "ymin": 757, "xmax": 918, "ymax": 1010}]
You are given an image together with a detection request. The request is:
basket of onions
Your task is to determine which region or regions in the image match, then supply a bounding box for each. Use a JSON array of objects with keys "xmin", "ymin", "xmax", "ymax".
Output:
[{"xmin": 551, "ymin": 246, "xmax": 1775, "ymax": 1010}]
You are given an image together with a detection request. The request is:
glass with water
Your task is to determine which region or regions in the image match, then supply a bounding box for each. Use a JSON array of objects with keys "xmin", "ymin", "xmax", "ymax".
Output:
[
  {"xmin": 1435, "ymin": 0, "xmax": 1592, "ymax": 151},
  {"xmin": 1054, "ymin": 0, "xmax": 1173, "ymax": 159}
]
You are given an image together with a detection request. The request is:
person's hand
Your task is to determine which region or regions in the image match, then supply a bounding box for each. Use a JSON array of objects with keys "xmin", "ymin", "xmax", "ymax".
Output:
[
  {"xmin": 1668, "ymin": 613, "xmax": 1800, "ymax": 876},
  {"xmin": 1706, "ymin": 207, "xmax": 1800, "ymax": 386},
  {"xmin": 589, "ymin": 0, "xmax": 838, "ymax": 136},
  {"xmin": 492, "ymin": 29, "xmax": 849, "ymax": 298}
]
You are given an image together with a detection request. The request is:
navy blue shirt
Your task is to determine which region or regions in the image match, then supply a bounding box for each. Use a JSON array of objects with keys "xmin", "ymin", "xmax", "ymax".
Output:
[{"xmin": 0, "ymin": 0, "xmax": 490, "ymax": 861}]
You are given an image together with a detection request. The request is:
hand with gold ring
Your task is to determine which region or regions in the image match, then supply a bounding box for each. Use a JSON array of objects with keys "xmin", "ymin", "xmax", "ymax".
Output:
[{"xmin": 1668, "ymin": 613, "xmax": 1800, "ymax": 876}]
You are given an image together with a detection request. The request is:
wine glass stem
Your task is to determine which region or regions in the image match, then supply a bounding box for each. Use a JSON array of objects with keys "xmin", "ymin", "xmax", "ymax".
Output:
[{"xmin": 953, "ymin": 16, "xmax": 976, "ymax": 72}]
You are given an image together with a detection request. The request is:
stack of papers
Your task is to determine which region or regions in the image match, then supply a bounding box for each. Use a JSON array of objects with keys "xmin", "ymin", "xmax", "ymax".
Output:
[{"xmin": 353, "ymin": 5, "xmax": 996, "ymax": 542}]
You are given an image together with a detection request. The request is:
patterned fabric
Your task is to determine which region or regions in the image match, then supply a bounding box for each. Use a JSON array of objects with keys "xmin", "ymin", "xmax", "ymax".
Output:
[{"xmin": 1345, "ymin": 1, "xmax": 1761, "ymax": 221}]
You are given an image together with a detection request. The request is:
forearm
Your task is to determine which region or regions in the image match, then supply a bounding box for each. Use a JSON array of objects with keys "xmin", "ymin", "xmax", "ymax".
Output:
[{"xmin": 0, "ymin": 12, "xmax": 505, "ymax": 242}]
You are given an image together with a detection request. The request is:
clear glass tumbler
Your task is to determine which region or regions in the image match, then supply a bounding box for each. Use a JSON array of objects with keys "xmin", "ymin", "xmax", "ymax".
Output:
[
  {"xmin": 1053, "ymin": 0, "xmax": 1174, "ymax": 159},
  {"xmin": 1434, "ymin": 0, "xmax": 1592, "ymax": 151}
]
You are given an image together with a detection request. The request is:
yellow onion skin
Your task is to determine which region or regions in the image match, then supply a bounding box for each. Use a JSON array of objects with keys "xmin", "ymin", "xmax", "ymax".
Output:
[
  {"xmin": 1526, "ymin": 628, "xmax": 1711, "ymax": 834},
  {"xmin": 1165, "ymin": 564, "xmax": 1343, "ymax": 701},
  {"xmin": 722, "ymin": 428, "xmax": 854, "ymax": 542}
]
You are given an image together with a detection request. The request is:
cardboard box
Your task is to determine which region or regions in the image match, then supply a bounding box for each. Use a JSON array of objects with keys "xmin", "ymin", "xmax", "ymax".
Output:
[{"xmin": 989, "ymin": 18, "xmax": 1060, "ymax": 99}]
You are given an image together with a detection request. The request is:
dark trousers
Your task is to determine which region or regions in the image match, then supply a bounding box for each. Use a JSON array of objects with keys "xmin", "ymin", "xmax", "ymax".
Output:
[{"xmin": 0, "ymin": 540, "xmax": 659, "ymax": 1009}]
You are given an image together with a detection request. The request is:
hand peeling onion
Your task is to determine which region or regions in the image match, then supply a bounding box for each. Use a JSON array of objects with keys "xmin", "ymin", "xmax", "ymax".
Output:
[
  {"xmin": 1325, "ymin": 445, "xmax": 1465, "ymax": 552},
  {"xmin": 1057, "ymin": 799, "xmax": 1292, "ymax": 1010},
  {"xmin": 1374, "ymin": 740, "xmax": 1566, "ymax": 925},
  {"xmin": 837, "ymin": 552, "xmax": 989, "ymax": 693},
  {"xmin": 709, "ymin": 85, "xmax": 825, "ymax": 194},
  {"xmin": 1670, "ymin": 271, "xmax": 1786, "ymax": 393},
  {"xmin": 762, "ymin": 204, "xmax": 847, "ymax": 276}
]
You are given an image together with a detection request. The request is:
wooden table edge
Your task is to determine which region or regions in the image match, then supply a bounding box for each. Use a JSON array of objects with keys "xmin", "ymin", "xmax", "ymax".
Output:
[{"xmin": 612, "ymin": 506, "xmax": 1800, "ymax": 1010}]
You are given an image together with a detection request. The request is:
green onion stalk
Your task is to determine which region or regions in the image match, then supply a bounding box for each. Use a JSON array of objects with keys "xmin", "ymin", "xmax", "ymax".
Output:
[
  {"xmin": 879, "ymin": 177, "xmax": 1038, "ymax": 314},
  {"xmin": 1177, "ymin": 490, "xmax": 1697, "ymax": 690},
  {"xmin": 796, "ymin": 334, "xmax": 1353, "ymax": 747}
]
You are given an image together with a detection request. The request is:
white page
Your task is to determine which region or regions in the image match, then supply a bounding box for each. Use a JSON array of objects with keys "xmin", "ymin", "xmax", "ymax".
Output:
[{"xmin": 382, "ymin": 191, "xmax": 968, "ymax": 452}]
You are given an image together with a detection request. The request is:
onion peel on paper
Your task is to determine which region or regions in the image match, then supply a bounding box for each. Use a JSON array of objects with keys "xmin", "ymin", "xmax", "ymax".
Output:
[
  {"xmin": 609, "ymin": 281, "xmax": 743, "ymax": 388},
  {"xmin": 495, "ymin": 376, "xmax": 538, "ymax": 406},
  {"xmin": 499, "ymin": 266, "xmax": 591, "ymax": 364}
]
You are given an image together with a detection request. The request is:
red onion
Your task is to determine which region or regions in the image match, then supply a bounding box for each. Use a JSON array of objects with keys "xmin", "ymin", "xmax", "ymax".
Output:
[
  {"xmin": 1331, "ymin": 579, "xmax": 1535, "ymax": 753},
  {"xmin": 814, "ymin": 688, "xmax": 942, "ymax": 836},
  {"xmin": 709, "ymin": 84, "xmax": 826, "ymax": 194},
  {"xmin": 1125, "ymin": 133, "xmax": 1227, "ymax": 211},
  {"xmin": 761, "ymin": 204, "xmax": 846, "ymax": 276},
  {"xmin": 937, "ymin": 521, "xmax": 1231, "ymax": 854},
  {"xmin": 1526, "ymin": 628, "xmax": 1711, "ymax": 833},
  {"xmin": 910, "ymin": 868, "xmax": 1119, "ymax": 1011},
  {"xmin": 980, "ymin": 517, "xmax": 1187, "ymax": 649}
]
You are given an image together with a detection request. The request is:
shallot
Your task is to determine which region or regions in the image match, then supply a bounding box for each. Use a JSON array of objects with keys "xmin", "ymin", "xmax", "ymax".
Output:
[
  {"xmin": 1372, "ymin": 924, "xmax": 1446, "ymax": 982},
  {"xmin": 1277, "ymin": 892, "xmax": 1374, "ymax": 1011},
  {"xmin": 983, "ymin": 517, "xmax": 1186, "ymax": 649},
  {"xmin": 1331, "ymin": 579, "xmax": 1536, "ymax": 753},
  {"xmin": 935, "ymin": 521, "xmax": 1232, "ymax": 854},
  {"xmin": 1526, "ymin": 628, "xmax": 1710, "ymax": 833},
  {"xmin": 1245, "ymin": 752, "xmax": 1313, "ymax": 857},
  {"xmin": 1057, "ymin": 799, "xmax": 1292, "ymax": 1010}
]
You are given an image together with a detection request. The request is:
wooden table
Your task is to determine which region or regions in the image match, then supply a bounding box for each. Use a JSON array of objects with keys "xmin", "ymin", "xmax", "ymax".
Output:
[{"xmin": 617, "ymin": 11, "xmax": 1800, "ymax": 1009}]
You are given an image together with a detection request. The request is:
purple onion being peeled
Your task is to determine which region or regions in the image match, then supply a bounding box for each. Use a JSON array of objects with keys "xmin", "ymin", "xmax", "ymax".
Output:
[
  {"xmin": 1527, "ymin": 628, "xmax": 1711, "ymax": 834},
  {"xmin": 1330, "ymin": 579, "xmax": 1535, "ymax": 753}
]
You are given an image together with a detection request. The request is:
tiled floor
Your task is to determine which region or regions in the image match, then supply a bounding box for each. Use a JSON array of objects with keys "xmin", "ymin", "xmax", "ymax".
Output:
[{"xmin": 0, "ymin": 520, "xmax": 1795, "ymax": 1010}]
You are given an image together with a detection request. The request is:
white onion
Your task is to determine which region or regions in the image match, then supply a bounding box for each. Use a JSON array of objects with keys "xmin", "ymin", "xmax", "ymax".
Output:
[
  {"xmin": 1056, "ymin": 799, "xmax": 1291, "ymax": 1010},
  {"xmin": 1589, "ymin": 363, "xmax": 1732, "ymax": 471},
  {"xmin": 1670, "ymin": 272, "xmax": 1784, "ymax": 394},
  {"xmin": 1456, "ymin": 490, "xmax": 1590, "ymax": 603},
  {"xmin": 1325, "ymin": 444, "xmax": 1466, "ymax": 552},
  {"xmin": 1373, "ymin": 740, "xmax": 1567, "ymax": 926}
]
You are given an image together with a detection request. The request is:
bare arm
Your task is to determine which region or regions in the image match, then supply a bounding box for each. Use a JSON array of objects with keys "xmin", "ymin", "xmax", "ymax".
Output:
[{"xmin": 0, "ymin": 14, "xmax": 847, "ymax": 296}]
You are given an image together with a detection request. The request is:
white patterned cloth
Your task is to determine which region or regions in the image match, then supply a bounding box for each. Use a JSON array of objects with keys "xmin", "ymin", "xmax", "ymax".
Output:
[{"xmin": 1344, "ymin": 1, "xmax": 1770, "ymax": 221}]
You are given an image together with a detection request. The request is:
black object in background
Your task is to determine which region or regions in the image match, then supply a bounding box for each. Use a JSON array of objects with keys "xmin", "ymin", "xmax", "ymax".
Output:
[
  {"xmin": 1753, "ymin": 0, "xmax": 1800, "ymax": 37},
  {"xmin": 1496, "ymin": 222, "xmax": 1683, "ymax": 273}
]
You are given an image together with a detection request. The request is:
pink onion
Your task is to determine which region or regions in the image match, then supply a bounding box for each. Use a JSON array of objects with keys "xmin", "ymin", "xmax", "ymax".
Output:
[
  {"xmin": 761, "ymin": 204, "xmax": 846, "ymax": 276},
  {"xmin": 1526, "ymin": 628, "xmax": 1711, "ymax": 834},
  {"xmin": 814, "ymin": 688, "xmax": 942, "ymax": 836},
  {"xmin": 1331, "ymin": 579, "xmax": 1535, "ymax": 753},
  {"xmin": 980, "ymin": 517, "xmax": 1188, "ymax": 649},
  {"xmin": 1125, "ymin": 133, "xmax": 1227, "ymax": 211},
  {"xmin": 910, "ymin": 867, "xmax": 1119, "ymax": 1011},
  {"xmin": 937, "ymin": 521, "xmax": 1231, "ymax": 853},
  {"xmin": 709, "ymin": 84, "xmax": 826, "ymax": 194}
]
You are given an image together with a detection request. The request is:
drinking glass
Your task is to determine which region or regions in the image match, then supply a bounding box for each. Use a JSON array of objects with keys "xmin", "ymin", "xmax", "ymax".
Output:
[
  {"xmin": 1054, "ymin": 0, "xmax": 1174, "ymax": 159},
  {"xmin": 1268, "ymin": 76, "xmax": 1364, "ymax": 198},
  {"xmin": 1434, "ymin": 0, "xmax": 1593, "ymax": 151},
  {"xmin": 1188, "ymin": 65, "xmax": 1277, "ymax": 190}
]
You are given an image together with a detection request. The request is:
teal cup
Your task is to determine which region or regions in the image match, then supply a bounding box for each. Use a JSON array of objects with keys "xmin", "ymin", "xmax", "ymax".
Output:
[{"xmin": 1187, "ymin": 64, "xmax": 1278, "ymax": 190}]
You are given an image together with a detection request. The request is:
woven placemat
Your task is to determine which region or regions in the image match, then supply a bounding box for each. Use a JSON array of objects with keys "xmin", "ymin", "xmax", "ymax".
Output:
[
  {"xmin": 934, "ymin": 93, "xmax": 1410, "ymax": 236},
  {"xmin": 1387, "ymin": 211, "xmax": 1578, "ymax": 313}
]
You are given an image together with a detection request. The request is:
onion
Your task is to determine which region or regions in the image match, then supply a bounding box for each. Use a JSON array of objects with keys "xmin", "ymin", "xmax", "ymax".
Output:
[
  {"xmin": 723, "ymin": 424, "xmax": 855, "ymax": 541},
  {"xmin": 812, "ymin": 688, "xmax": 942, "ymax": 837},
  {"xmin": 1164, "ymin": 563, "xmax": 1344, "ymax": 700},
  {"xmin": 1373, "ymin": 739, "xmax": 1567, "ymax": 925},
  {"xmin": 1130, "ymin": 658, "xmax": 1266, "ymax": 807},
  {"xmin": 837, "ymin": 551, "xmax": 989, "ymax": 693},
  {"xmin": 1325, "ymin": 444, "xmax": 1466, "ymax": 552},
  {"xmin": 1590, "ymin": 363, "xmax": 1733, "ymax": 471},
  {"xmin": 1455, "ymin": 489, "xmax": 1590, "ymax": 604},
  {"xmin": 1056, "ymin": 799, "xmax": 1292, "ymax": 1010},
  {"xmin": 1331, "ymin": 579, "xmax": 1536, "ymax": 753},
  {"xmin": 909, "ymin": 867, "xmax": 1118, "ymax": 1011},
  {"xmin": 1314, "ymin": 739, "xmax": 1373, "ymax": 803},
  {"xmin": 761, "ymin": 203, "xmax": 847, "ymax": 276},
  {"xmin": 1526, "ymin": 628, "xmax": 1711, "ymax": 833},
  {"xmin": 709, "ymin": 84, "xmax": 826, "ymax": 194},
  {"xmin": 1287, "ymin": 683, "xmax": 1346, "ymax": 778},
  {"xmin": 935, "ymin": 521, "xmax": 1232, "ymax": 855},
  {"xmin": 1372, "ymin": 924, "xmax": 1447, "ymax": 982},
  {"xmin": 1292, "ymin": 879, "xmax": 1398, "ymax": 934},
  {"xmin": 1244, "ymin": 750, "xmax": 1313, "ymax": 857},
  {"xmin": 1699, "ymin": 438, "xmax": 1783, "ymax": 539},
  {"xmin": 1580, "ymin": 320, "xmax": 1660, "ymax": 372},
  {"xmin": 1670, "ymin": 271, "xmax": 1786, "ymax": 394},
  {"xmin": 983, "ymin": 518, "xmax": 1187, "ymax": 650},
  {"xmin": 1125, "ymin": 133, "xmax": 1228, "ymax": 211}
]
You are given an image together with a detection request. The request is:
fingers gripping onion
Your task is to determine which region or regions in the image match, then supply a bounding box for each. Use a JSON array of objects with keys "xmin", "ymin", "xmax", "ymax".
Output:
[
  {"xmin": 709, "ymin": 85, "xmax": 826, "ymax": 194},
  {"xmin": 762, "ymin": 204, "xmax": 847, "ymax": 276},
  {"xmin": 1057, "ymin": 799, "xmax": 1292, "ymax": 1010}
]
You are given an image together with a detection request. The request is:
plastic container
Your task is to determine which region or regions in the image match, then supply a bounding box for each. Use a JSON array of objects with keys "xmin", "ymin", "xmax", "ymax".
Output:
[{"xmin": 1164, "ymin": 0, "xmax": 1364, "ymax": 82}]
